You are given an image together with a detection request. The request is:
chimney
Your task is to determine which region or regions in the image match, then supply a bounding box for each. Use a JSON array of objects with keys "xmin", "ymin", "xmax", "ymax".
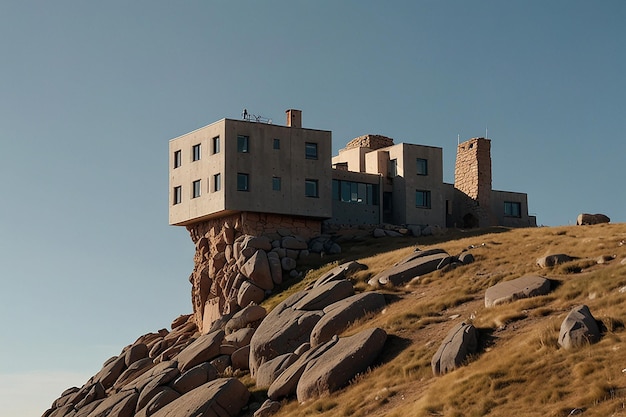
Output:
[{"xmin": 285, "ymin": 109, "xmax": 302, "ymax": 128}]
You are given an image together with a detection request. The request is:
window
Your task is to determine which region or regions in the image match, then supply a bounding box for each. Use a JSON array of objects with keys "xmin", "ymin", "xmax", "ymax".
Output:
[
  {"xmin": 213, "ymin": 173, "xmax": 221, "ymax": 192},
  {"xmin": 416, "ymin": 158, "xmax": 428, "ymax": 175},
  {"xmin": 504, "ymin": 201, "xmax": 521, "ymax": 217},
  {"xmin": 273, "ymin": 138, "xmax": 280, "ymax": 150},
  {"xmin": 415, "ymin": 190, "xmax": 431, "ymax": 208},
  {"xmin": 237, "ymin": 135, "xmax": 249, "ymax": 153},
  {"xmin": 173, "ymin": 150, "xmax": 181, "ymax": 168},
  {"xmin": 173, "ymin": 186, "xmax": 182, "ymax": 205},
  {"xmin": 305, "ymin": 179, "xmax": 318, "ymax": 197},
  {"xmin": 237, "ymin": 173, "xmax": 249, "ymax": 191},
  {"xmin": 388, "ymin": 159, "xmax": 397, "ymax": 177},
  {"xmin": 305, "ymin": 142, "xmax": 318, "ymax": 159},
  {"xmin": 272, "ymin": 177, "xmax": 281, "ymax": 191},
  {"xmin": 192, "ymin": 144, "xmax": 201, "ymax": 161},
  {"xmin": 333, "ymin": 179, "xmax": 379, "ymax": 205},
  {"xmin": 192, "ymin": 180, "xmax": 201, "ymax": 198},
  {"xmin": 212, "ymin": 136, "xmax": 220, "ymax": 154}
]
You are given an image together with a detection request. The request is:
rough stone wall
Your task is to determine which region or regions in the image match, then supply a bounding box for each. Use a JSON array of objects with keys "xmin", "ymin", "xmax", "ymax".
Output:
[
  {"xmin": 454, "ymin": 138, "xmax": 495, "ymax": 227},
  {"xmin": 186, "ymin": 212, "xmax": 324, "ymax": 333},
  {"xmin": 344, "ymin": 134, "xmax": 394, "ymax": 150}
]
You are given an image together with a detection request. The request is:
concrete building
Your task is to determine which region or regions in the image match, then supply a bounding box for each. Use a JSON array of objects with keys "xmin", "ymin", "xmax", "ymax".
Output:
[{"xmin": 169, "ymin": 109, "xmax": 536, "ymax": 231}]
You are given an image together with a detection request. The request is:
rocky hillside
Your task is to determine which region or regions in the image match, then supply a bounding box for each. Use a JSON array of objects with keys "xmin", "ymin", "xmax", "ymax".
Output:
[{"xmin": 43, "ymin": 223, "xmax": 626, "ymax": 417}]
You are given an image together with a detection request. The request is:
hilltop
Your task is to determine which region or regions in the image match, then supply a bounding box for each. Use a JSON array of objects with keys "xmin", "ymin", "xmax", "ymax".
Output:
[{"xmin": 43, "ymin": 223, "xmax": 626, "ymax": 417}]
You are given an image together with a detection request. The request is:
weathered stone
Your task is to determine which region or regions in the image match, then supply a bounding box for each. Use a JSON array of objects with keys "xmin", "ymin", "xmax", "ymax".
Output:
[
  {"xmin": 225, "ymin": 304, "xmax": 266, "ymax": 334},
  {"xmin": 171, "ymin": 314, "xmax": 192, "ymax": 330},
  {"xmin": 123, "ymin": 360, "xmax": 179, "ymax": 393},
  {"xmin": 113, "ymin": 357, "xmax": 155, "ymax": 389},
  {"xmin": 74, "ymin": 382, "xmax": 105, "ymax": 409},
  {"xmin": 83, "ymin": 390, "xmax": 137, "ymax": 417},
  {"xmin": 369, "ymin": 251, "xmax": 449, "ymax": 287},
  {"xmin": 93, "ymin": 355, "xmax": 126, "ymax": 390},
  {"xmin": 326, "ymin": 242, "xmax": 341, "ymax": 255},
  {"xmin": 310, "ymin": 292, "xmax": 386, "ymax": 346},
  {"xmin": 281, "ymin": 256, "xmax": 297, "ymax": 271},
  {"xmin": 313, "ymin": 261, "xmax": 367, "ymax": 288},
  {"xmin": 245, "ymin": 235, "xmax": 273, "ymax": 251},
  {"xmin": 255, "ymin": 353, "xmax": 298, "ymax": 388},
  {"xmin": 237, "ymin": 280, "xmax": 265, "ymax": 307},
  {"xmin": 484, "ymin": 275, "xmax": 551, "ymax": 308},
  {"xmin": 136, "ymin": 387, "xmax": 180, "ymax": 417},
  {"xmin": 136, "ymin": 385, "xmax": 174, "ymax": 415},
  {"xmin": 241, "ymin": 250, "xmax": 274, "ymax": 290},
  {"xmin": 210, "ymin": 354, "xmax": 232, "ymax": 374},
  {"xmin": 231, "ymin": 345, "xmax": 250, "ymax": 370},
  {"xmin": 296, "ymin": 328, "xmax": 388, "ymax": 402},
  {"xmin": 458, "ymin": 252, "xmax": 475, "ymax": 265},
  {"xmin": 577, "ymin": 213, "xmax": 610, "ymax": 225},
  {"xmin": 171, "ymin": 362, "xmax": 218, "ymax": 394},
  {"xmin": 537, "ymin": 254, "xmax": 575, "ymax": 268},
  {"xmin": 282, "ymin": 236, "xmax": 308, "ymax": 250},
  {"xmin": 225, "ymin": 327, "xmax": 255, "ymax": 349},
  {"xmin": 176, "ymin": 330, "xmax": 225, "ymax": 373},
  {"xmin": 151, "ymin": 378, "xmax": 250, "ymax": 417},
  {"xmin": 293, "ymin": 280, "xmax": 355, "ymax": 311},
  {"xmin": 267, "ymin": 251, "xmax": 283, "ymax": 285},
  {"xmin": 294, "ymin": 343, "xmax": 310, "ymax": 356},
  {"xmin": 254, "ymin": 399, "xmax": 281, "ymax": 417},
  {"xmin": 373, "ymin": 228, "xmax": 386, "ymax": 238},
  {"xmin": 558, "ymin": 305, "xmax": 601, "ymax": 349},
  {"xmin": 431, "ymin": 322, "xmax": 478, "ymax": 376}
]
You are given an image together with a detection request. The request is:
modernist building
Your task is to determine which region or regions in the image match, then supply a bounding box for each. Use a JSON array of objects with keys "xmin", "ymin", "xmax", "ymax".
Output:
[{"xmin": 169, "ymin": 109, "xmax": 536, "ymax": 231}]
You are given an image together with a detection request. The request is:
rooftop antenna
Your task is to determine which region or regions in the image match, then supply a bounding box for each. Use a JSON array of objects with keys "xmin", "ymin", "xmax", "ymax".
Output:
[
  {"xmin": 457, "ymin": 134, "xmax": 460, "ymax": 146},
  {"xmin": 485, "ymin": 127, "xmax": 488, "ymax": 139}
]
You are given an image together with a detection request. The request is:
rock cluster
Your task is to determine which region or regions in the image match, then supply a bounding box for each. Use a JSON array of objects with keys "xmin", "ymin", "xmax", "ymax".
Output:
[
  {"xmin": 373, "ymin": 223, "xmax": 444, "ymax": 238},
  {"xmin": 343, "ymin": 134, "xmax": 394, "ymax": 150}
]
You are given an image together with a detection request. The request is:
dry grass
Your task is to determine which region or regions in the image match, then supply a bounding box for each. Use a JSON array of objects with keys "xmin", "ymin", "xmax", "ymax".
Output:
[{"xmin": 254, "ymin": 223, "xmax": 626, "ymax": 417}]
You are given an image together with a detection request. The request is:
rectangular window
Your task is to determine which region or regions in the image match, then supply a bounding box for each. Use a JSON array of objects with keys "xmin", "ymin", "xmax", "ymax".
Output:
[
  {"xmin": 388, "ymin": 159, "xmax": 397, "ymax": 177},
  {"xmin": 237, "ymin": 173, "xmax": 249, "ymax": 191},
  {"xmin": 192, "ymin": 144, "xmax": 201, "ymax": 161},
  {"xmin": 273, "ymin": 138, "xmax": 280, "ymax": 150},
  {"xmin": 192, "ymin": 180, "xmax": 201, "ymax": 198},
  {"xmin": 416, "ymin": 158, "xmax": 428, "ymax": 175},
  {"xmin": 213, "ymin": 173, "xmax": 221, "ymax": 192},
  {"xmin": 237, "ymin": 135, "xmax": 249, "ymax": 153},
  {"xmin": 173, "ymin": 150, "xmax": 182, "ymax": 168},
  {"xmin": 415, "ymin": 190, "xmax": 431, "ymax": 208},
  {"xmin": 305, "ymin": 179, "xmax": 319, "ymax": 197},
  {"xmin": 272, "ymin": 177, "xmax": 281, "ymax": 191},
  {"xmin": 332, "ymin": 179, "xmax": 340, "ymax": 200},
  {"xmin": 212, "ymin": 136, "xmax": 220, "ymax": 154},
  {"xmin": 173, "ymin": 186, "xmax": 182, "ymax": 205},
  {"xmin": 305, "ymin": 142, "xmax": 318, "ymax": 159},
  {"xmin": 504, "ymin": 201, "xmax": 521, "ymax": 217}
]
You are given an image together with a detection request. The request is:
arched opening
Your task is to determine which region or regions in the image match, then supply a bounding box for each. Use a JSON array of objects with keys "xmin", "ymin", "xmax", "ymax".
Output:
[{"xmin": 463, "ymin": 213, "xmax": 479, "ymax": 229}]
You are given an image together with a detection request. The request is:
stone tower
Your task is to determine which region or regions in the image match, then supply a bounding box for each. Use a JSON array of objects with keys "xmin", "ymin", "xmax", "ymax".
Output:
[{"xmin": 454, "ymin": 137, "xmax": 495, "ymax": 228}]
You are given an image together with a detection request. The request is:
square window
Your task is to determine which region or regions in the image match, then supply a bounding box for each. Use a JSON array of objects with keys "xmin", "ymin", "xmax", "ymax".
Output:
[
  {"xmin": 305, "ymin": 179, "xmax": 319, "ymax": 197},
  {"xmin": 212, "ymin": 136, "xmax": 220, "ymax": 154},
  {"xmin": 237, "ymin": 173, "xmax": 249, "ymax": 191},
  {"xmin": 416, "ymin": 158, "xmax": 428, "ymax": 175},
  {"xmin": 192, "ymin": 180, "xmax": 201, "ymax": 198},
  {"xmin": 272, "ymin": 177, "xmax": 281, "ymax": 191},
  {"xmin": 173, "ymin": 150, "xmax": 182, "ymax": 168},
  {"xmin": 192, "ymin": 144, "xmax": 201, "ymax": 161},
  {"xmin": 388, "ymin": 159, "xmax": 397, "ymax": 177},
  {"xmin": 237, "ymin": 135, "xmax": 249, "ymax": 153},
  {"xmin": 173, "ymin": 186, "xmax": 182, "ymax": 205},
  {"xmin": 213, "ymin": 173, "xmax": 221, "ymax": 192},
  {"xmin": 273, "ymin": 138, "xmax": 280, "ymax": 149},
  {"xmin": 504, "ymin": 201, "xmax": 521, "ymax": 217},
  {"xmin": 415, "ymin": 190, "xmax": 431, "ymax": 208},
  {"xmin": 305, "ymin": 142, "xmax": 318, "ymax": 159}
]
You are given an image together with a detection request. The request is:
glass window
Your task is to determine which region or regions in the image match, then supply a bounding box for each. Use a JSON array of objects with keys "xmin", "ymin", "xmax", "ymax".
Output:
[
  {"xmin": 237, "ymin": 135, "xmax": 249, "ymax": 153},
  {"xmin": 416, "ymin": 158, "xmax": 428, "ymax": 175},
  {"xmin": 389, "ymin": 159, "xmax": 397, "ymax": 177},
  {"xmin": 192, "ymin": 144, "xmax": 201, "ymax": 161},
  {"xmin": 305, "ymin": 142, "xmax": 318, "ymax": 159},
  {"xmin": 341, "ymin": 181, "xmax": 351, "ymax": 202},
  {"xmin": 173, "ymin": 150, "xmax": 181, "ymax": 168},
  {"xmin": 504, "ymin": 201, "xmax": 521, "ymax": 217},
  {"xmin": 237, "ymin": 173, "xmax": 249, "ymax": 191},
  {"xmin": 273, "ymin": 138, "xmax": 280, "ymax": 150},
  {"xmin": 415, "ymin": 190, "xmax": 431, "ymax": 208},
  {"xmin": 213, "ymin": 173, "xmax": 221, "ymax": 192},
  {"xmin": 212, "ymin": 136, "xmax": 220, "ymax": 154},
  {"xmin": 173, "ymin": 186, "xmax": 182, "ymax": 205},
  {"xmin": 305, "ymin": 179, "xmax": 318, "ymax": 197},
  {"xmin": 272, "ymin": 177, "xmax": 281, "ymax": 191},
  {"xmin": 332, "ymin": 179, "xmax": 340, "ymax": 200},
  {"xmin": 192, "ymin": 180, "xmax": 201, "ymax": 198}
]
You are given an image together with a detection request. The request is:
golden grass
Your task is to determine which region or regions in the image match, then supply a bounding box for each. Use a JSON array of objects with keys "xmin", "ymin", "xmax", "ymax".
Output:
[{"xmin": 256, "ymin": 223, "xmax": 626, "ymax": 417}]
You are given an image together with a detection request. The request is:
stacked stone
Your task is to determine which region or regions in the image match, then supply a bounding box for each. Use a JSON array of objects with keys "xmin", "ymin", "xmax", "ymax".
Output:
[{"xmin": 344, "ymin": 134, "xmax": 394, "ymax": 150}]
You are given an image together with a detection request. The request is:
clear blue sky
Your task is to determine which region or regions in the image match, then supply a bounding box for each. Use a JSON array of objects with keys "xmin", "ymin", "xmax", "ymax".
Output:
[{"xmin": 0, "ymin": 1, "xmax": 623, "ymax": 415}]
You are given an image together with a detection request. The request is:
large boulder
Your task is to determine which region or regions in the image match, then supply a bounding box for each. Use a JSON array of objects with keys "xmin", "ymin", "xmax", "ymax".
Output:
[
  {"xmin": 241, "ymin": 250, "xmax": 274, "ymax": 291},
  {"xmin": 151, "ymin": 378, "xmax": 250, "ymax": 417},
  {"xmin": 558, "ymin": 305, "xmax": 601, "ymax": 349},
  {"xmin": 171, "ymin": 362, "xmax": 218, "ymax": 394},
  {"xmin": 296, "ymin": 328, "xmax": 388, "ymax": 402},
  {"xmin": 255, "ymin": 353, "xmax": 298, "ymax": 388},
  {"xmin": 293, "ymin": 279, "xmax": 355, "ymax": 311},
  {"xmin": 176, "ymin": 330, "xmax": 225, "ymax": 373},
  {"xmin": 310, "ymin": 292, "xmax": 386, "ymax": 347},
  {"xmin": 536, "ymin": 254, "xmax": 575, "ymax": 268},
  {"xmin": 81, "ymin": 390, "xmax": 138, "ymax": 417},
  {"xmin": 431, "ymin": 322, "xmax": 478, "ymax": 376},
  {"xmin": 312, "ymin": 261, "xmax": 367, "ymax": 288},
  {"xmin": 484, "ymin": 275, "xmax": 551, "ymax": 308},
  {"xmin": 577, "ymin": 213, "xmax": 610, "ymax": 225},
  {"xmin": 369, "ymin": 251, "xmax": 450, "ymax": 287}
]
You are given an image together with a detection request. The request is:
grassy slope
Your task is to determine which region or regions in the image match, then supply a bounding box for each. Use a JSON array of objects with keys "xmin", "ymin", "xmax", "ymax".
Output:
[{"xmin": 258, "ymin": 223, "xmax": 626, "ymax": 417}]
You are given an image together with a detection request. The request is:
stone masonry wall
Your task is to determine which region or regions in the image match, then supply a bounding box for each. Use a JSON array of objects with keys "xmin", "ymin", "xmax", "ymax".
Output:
[{"xmin": 344, "ymin": 134, "xmax": 394, "ymax": 150}]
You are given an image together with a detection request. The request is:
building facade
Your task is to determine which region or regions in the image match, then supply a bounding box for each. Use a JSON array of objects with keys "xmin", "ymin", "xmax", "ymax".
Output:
[{"xmin": 169, "ymin": 110, "xmax": 536, "ymax": 231}]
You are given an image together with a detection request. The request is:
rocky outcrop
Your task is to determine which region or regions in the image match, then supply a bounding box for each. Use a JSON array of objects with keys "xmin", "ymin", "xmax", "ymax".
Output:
[
  {"xmin": 558, "ymin": 305, "xmax": 601, "ymax": 349},
  {"xmin": 431, "ymin": 322, "xmax": 478, "ymax": 376},
  {"xmin": 344, "ymin": 134, "xmax": 394, "ymax": 150},
  {"xmin": 577, "ymin": 213, "xmax": 610, "ymax": 225},
  {"xmin": 536, "ymin": 254, "xmax": 575, "ymax": 268},
  {"xmin": 484, "ymin": 275, "xmax": 552, "ymax": 308}
]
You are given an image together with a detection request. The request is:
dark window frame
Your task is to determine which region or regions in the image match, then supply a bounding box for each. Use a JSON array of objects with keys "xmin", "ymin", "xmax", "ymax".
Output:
[
  {"xmin": 192, "ymin": 144, "xmax": 201, "ymax": 161},
  {"xmin": 192, "ymin": 180, "xmax": 201, "ymax": 198},
  {"xmin": 237, "ymin": 173, "xmax": 249, "ymax": 191},
  {"xmin": 213, "ymin": 173, "xmax": 221, "ymax": 192},
  {"xmin": 305, "ymin": 142, "xmax": 318, "ymax": 159},
  {"xmin": 416, "ymin": 158, "xmax": 428, "ymax": 175},
  {"xmin": 272, "ymin": 176, "xmax": 281, "ymax": 191},
  {"xmin": 237, "ymin": 135, "xmax": 249, "ymax": 153},
  {"xmin": 173, "ymin": 150, "xmax": 182, "ymax": 168},
  {"xmin": 173, "ymin": 186, "xmax": 182, "ymax": 205},
  {"xmin": 305, "ymin": 179, "xmax": 319, "ymax": 197},
  {"xmin": 415, "ymin": 189, "xmax": 431, "ymax": 208},
  {"xmin": 273, "ymin": 138, "xmax": 280, "ymax": 150},
  {"xmin": 212, "ymin": 136, "xmax": 220, "ymax": 154},
  {"xmin": 504, "ymin": 201, "xmax": 522, "ymax": 217}
]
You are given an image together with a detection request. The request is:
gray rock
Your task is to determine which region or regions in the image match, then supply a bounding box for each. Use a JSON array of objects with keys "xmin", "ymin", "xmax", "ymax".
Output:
[
  {"xmin": 93, "ymin": 355, "xmax": 126, "ymax": 390},
  {"xmin": 431, "ymin": 322, "xmax": 478, "ymax": 376},
  {"xmin": 224, "ymin": 327, "xmax": 256, "ymax": 349},
  {"xmin": 123, "ymin": 360, "xmax": 179, "ymax": 393},
  {"xmin": 113, "ymin": 357, "xmax": 154, "ymax": 389},
  {"xmin": 254, "ymin": 399, "xmax": 281, "ymax": 417},
  {"xmin": 458, "ymin": 252, "xmax": 475, "ymax": 265},
  {"xmin": 150, "ymin": 378, "xmax": 250, "ymax": 417},
  {"xmin": 558, "ymin": 305, "xmax": 601, "ymax": 349},
  {"xmin": 373, "ymin": 228, "xmax": 386, "ymax": 238},
  {"xmin": 267, "ymin": 251, "xmax": 283, "ymax": 285},
  {"xmin": 225, "ymin": 304, "xmax": 266, "ymax": 334},
  {"xmin": 171, "ymin": 362, "xmax": 218, "ymax": 394},
  {"xmin": 313, "ymin": 261, "xmax": 367, "ymax": 288},
  {"xmin": 293, "ymin": 280, "xmax": 355, "ymax": 311},
  {"xmin": 231, "ymin": 345, "xmax": 250, "ymax": 370},
  {"xmin": 210, "ymin": 354, "xmax": 231, "ymax": 374},
  {"xmin": 136, "ymin": 387, "xmax": 180, "ymax": 417},
  {"xmin": 577, "ymin": 213, "xmax": 610, "ymax": 225},
  {"xmin": 369, "ymin": 251, "xmax": 450, "ymax": 287},
  {"xmin": 484, "ymin": 275, "xmax": 551, "ymax": 308},
  {"xmin": 385, "ymin": 230, "xmax": 403, "ymax": 237},
  {"xmin": 124, "ymin": 343, "xmax": 149, "ymax": 367},
  {"xmin": 281, "ymin": 256, "xmax": 297, "ymax": 271},
  {"xmin": 245, "ymin": 236, "xmax": 273, "ymax": 251},
  {"xmin": 282, "ymin": 236, "xmax": 308, "ymax": 250},
  {"xmin": 237, "ymin": 280, "xmax": 265, "ymax": 308},
  {"xmin": 241, "ymin": 250, "xmax": 274, "ymax": 291},
  {"xmin": 80, "ymin": 390, "xmax": 137, "ymax": 417},
  {"xmin": 327, "ymin": 242, "xmax": 342, "ymax": 255},
  {"xmin": 537, "ymin": 254, "xmax": 575, "ymax": 268},
  {"xmin": 296, "ymin": 328, "xmax": 387, "ymax": 402},
  {"xmin": 310, "ymin": 292, "xmax": 386, "ymax": 347},
  {"xmin": 255, "ymin": 353, "xmax": 298, "ymax": 388},
  {"xmin": 176, "ymin": 330, "xmax": 225, "ymax": 373}
]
